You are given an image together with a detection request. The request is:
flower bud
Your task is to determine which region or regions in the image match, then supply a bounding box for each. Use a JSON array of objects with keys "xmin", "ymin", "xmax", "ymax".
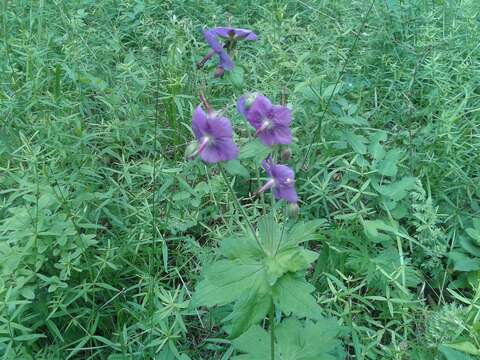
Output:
[
  {"xmin": 280, "ymin": 147, "xmax": 292, "ymax": 161},
  {"xmin": 243, "ymin": 93, "xmax": 257, "ymax": 109},
  {"xmin": 287, "ymin": 203, "xmax": 300, "ymax": 218},
  {"xmin": 214, "ymin": 66, "xmax": 225, "ymax": 78},
  {"xmin": 185, "ymin": 141, "xmax": 198, "ymax": 160}
]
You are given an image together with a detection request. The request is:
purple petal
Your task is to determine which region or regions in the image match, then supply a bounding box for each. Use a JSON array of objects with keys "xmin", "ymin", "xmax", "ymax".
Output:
[
  {"xmin": 270, "ymin": 164, "xmax": 295, "ymax": 183},
  {"xmin": 212, "ymin": 27, "xmax": 257, "ymax": 41},
  {"xmin": 258, "ymin": 125, "xmax": 292, "ymax": 146},
  {"xmin": 207, "ymin": 116, "xmax": 234, "ymax": 138},
  {"xmin": 237, "ymin": 96, "xmax": 247, "ymax": 118},
  {"xmin": 218, "ymin": 50, "xmax": 234, "ymax": 70},
  {"xmin": 273, "ymin": 186, "xmax": 298, "ymax": 203},
  {"xmin": 203, "ymin": 30, "xmax": 223, "ymax": 53},
  {"xmin": 246, "ymin": 95, "xmax": 273, "ymax": 128},
  {"xmin": 211, "ymin": 27, "xmax": 235, "ymax": 38},
  {"xmin": 192, "ymin": 106, "xmax": 208, "ymax": 140},
  {"xmin": 272, "ymin": 105, "xmax": 292, "ymax": 126},
  {"xmin": 200, "ymin": 138, "xmax": 239, "ymax": 163},
  {"xmin": 261, "ymin": 157, "xmax": 274, "ymax": 177}
]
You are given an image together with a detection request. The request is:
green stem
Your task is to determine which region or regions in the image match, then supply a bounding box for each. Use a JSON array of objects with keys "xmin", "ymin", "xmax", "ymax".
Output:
[
  {"xmin": 218, "ymin": 164, "xmax": 263, "ymax": 250},
  {"xmin": 270, "ymin": 301, "xmax": 275, "ymax": 360}
]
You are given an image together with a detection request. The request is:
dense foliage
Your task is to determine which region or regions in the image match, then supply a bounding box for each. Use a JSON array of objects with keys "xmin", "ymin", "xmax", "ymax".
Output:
[{"xmin": 1, "ymin": 0, "xmax": 480, "ymax": 359}]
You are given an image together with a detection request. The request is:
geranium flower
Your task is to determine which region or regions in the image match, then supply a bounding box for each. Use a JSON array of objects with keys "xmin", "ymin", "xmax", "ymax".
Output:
[
  {"xmin": 237, "ymin": 94, "xmax": 292, "ymax": 146},
  {"xmin": 198, "ymin": 27, "xmax": 257, "ymax": 72},
  {"xmin": 257, "ymin": 158, "xmax": 298, "ymax": 203},
  {"xmin": 189, "ymin": 106, "xmax": 238, "ymax": 163}
]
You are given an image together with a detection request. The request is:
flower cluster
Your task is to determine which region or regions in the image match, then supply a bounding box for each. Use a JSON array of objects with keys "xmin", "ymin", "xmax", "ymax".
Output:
[{"xmin": 190, "ymin": 26, "xmax": 298, "ymax": 205}]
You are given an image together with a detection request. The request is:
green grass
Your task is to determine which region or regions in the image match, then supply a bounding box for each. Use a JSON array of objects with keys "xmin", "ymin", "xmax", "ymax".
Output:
[{"xmin": 1, "ymin": 0, "xmax": 480, "ymax": 359}]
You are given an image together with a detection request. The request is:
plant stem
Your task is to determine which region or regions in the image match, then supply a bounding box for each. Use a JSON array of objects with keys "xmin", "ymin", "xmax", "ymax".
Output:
[
  {"xmin": 218, "ymin": 164, "xmax": 263, "ymax": 250},
  {"xmin": 270, "ymin": 301, "xmax": 275, "ymax": 360}
]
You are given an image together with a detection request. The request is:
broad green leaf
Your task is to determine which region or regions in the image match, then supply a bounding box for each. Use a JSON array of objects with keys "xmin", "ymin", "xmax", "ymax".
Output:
[
  {"xmin": 232, "ymin": 319, "xmax": 345, "ymax": 360},
  {"xmin": 265, "ymin": 248, "xmax": 318, "ymax": 285},
  {"xmin": 439, "ymin": 345, "xmax": 474, "ymax": 360},
  {"xmin": 219, "ymin": 235, "xmax": 263, "ymax": 260},
  {"xmin": 239, "ymin": 139, "xmax": 271, "ymax": 163},
  {"xmin": 231, "ymin": 326, "xmax": 269, "ymax": 360},
  {"xmin": 225, "ymin": 291, "xmax": 271, "ymax": 338},
  {"xmin": 192, "ymin": 260, "xmax": 267, "ymax": 307},
  {"xmin": 368, "ymin": 132, "xmax": 387, "ymax": 160},
  {"xmin": 449, "ymin": 251, "xmax": 480, "ymax": 272},
  {"xmin": 372, "ymin": 177, "xmax": 417, "ymax": 201},
  {"xmin": 343, "ymin": 131, "xmax": 367, "ymax": 155},
  {"xmin": 323, "ymin": 83, "xmax": 342, "ymax": 99},
  {"xmin": 338, "ymin": 116, "xmax": 368, "ymax": 126},
  {"xmin": 459, "ymin": 236, "xmax": 480, "ymax": 257},
  {"xmin": 466, "ymin": 227, "xmax": 480, "ymax": 244},
  {"xmin": 363, "ymin": 219, "xmax": 398, "ymax": 243},
  {"xmin": 376, "ymin": 149, "xmax": 403, "ymax": 177},
  {"xmin": 444, "ymin": 342, "xmax": 480, "ymax": 356},
  {"xmin": 224, "ymin": 160, "xmax": 250, "ymax": 178},
  {"xmin": 273, "ymin": 274, "xmax": 322, "ymax": 320},
  {"xmin": 282, "ymin": 219, "xmax": 326, "ymax": 249},
  {"xmin": 226, "ymin": 66, "xmax": 244, "ymax": 89},
  {"xmin": 258, "ymin": 215, "xmax": 282, "ymax": 255}
]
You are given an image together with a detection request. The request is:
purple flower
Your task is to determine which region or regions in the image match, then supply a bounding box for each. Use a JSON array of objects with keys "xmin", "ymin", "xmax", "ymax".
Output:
[
  {"xmin": 237, "ymin": 94, "xmax": 292, "ymax": 146},
  {"xmin": 209, "ymin": 27, "xmax": 257, "ymax": 41},
  {"xmin": 203, "ymin": 30, "xmax": 234, "ymax": 70},
  {"xmin": 190, "ymin": 106, "xmax": 239, "ymax": 164},
  {"xmin": 200, "ymin": 27, "xmax": 257, "ymax": 71},
  {"xmin": 257, "ymin": 158, "xmax": 298, "ymax": 203}
]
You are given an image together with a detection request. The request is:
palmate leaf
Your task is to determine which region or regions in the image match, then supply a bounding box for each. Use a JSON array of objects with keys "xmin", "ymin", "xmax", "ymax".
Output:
[
  {"xmin": 265, "ymin": 248, "xmax": 319, "ymax": 285},
  {"xmin": 192, "ymin": 215, "xmax": 325, "ymax": 337},
  {"xmin": 192, "ymin": 259, "xmax": 268, "ymax": 307},
  {"xmin": 273, "ymin": 274, "xmax": 322, "ymax": 320},
  {"xmin": 224, "ymin": 290, "xmax": 272, "ymax": 338},
  {"xmin": 232, "ymin": 318, "xmax": 345, "ymax": 360}
]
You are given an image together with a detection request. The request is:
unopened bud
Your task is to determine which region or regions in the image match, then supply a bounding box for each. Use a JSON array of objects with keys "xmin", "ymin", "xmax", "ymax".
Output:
[
  {"xmin": 287, "ymin": 203, "xmax": 300, "ymax": 218},
  {"xmin": 185, "ymin": 141, "xmax": 198, "ymax": 160},
  {"xmin": 214, "ymin": 66, "xmax": 225, "ymax": 78},
  {"xmin": 281, "ymin": 147, "xmax": 292, "ymax": 161}
]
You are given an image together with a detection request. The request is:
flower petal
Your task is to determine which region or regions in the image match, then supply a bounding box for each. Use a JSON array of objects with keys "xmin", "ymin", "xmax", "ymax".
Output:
[
  {"xmin": 246, "ymin": 95, "xmax": 272, "ymax": 128},
  {"xmin": 270, "ymin": 164, "xmax": 295, "ymax": 183},
  {"xmin": 218, "ymin": 50, "xmax": 234, "ymax": 70},
  {"xmin": 272, "ymin": 105, "xmax": 292, "ymax": 126},
  {"xmin": 212, "ymin": 27, "xmax": 257, "ymax": 41},
  {"xmin": 237, "ymin": 96, "xmax": 247, "ymax": 118},
  {"xmin": 273, "ymin": 186, "xmax": 298, "ymax": 203},
  {"xmin": 207, "ymin": 116, "xmax": 234, "ymax": 138},
  {"xmin": 258, "ymin": 125, "xmax": 292, "ymax": 146},
  {"xmin": 261, "ymin": 157, "xmax": 274, "ymax": 177},
  {"xmin": 200, "ymin": 138, "xmax": 238, "ymax": 163},
  {"xmin": 203, "ymin": 30, "xmax": 223, "ymax": 53},
  {"xmin": 192, "ymin": 106, "xmax": 208, "ymax": 140}
]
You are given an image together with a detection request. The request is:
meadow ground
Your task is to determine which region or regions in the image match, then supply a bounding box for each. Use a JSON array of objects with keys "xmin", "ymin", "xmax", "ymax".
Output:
[{"xmin": 1, "ymin": 0, "xmax": 480, "ymax": 359}]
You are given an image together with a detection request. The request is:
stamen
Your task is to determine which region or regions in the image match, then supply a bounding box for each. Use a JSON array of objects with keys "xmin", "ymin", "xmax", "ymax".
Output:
[
  {"xmin": 255, "ymin": 178, "xmax": 275, "ymax": 196},
  {"xmin": 189, "ymin": 136, "xmax": 210, "ymax": 159},
  {"xmin": 255, "ymin": 120, "xmax": 271, "ymax": 136}
]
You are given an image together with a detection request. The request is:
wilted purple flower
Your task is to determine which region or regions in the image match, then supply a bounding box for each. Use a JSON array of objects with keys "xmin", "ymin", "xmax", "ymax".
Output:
[
  {"xmin": 199, "ymin": 27, "xmax": 257, "ymax": 72},
  {"xmin": 190, "ymin": 106, "xmax": 239, "ymax": 164},
  {"xmin": 237, "ymin": 94, "xmax": 292, "ymax": 146},
  {"xmin": 257, "ymin": 158, "xmax": 298, "ymax": 203}
]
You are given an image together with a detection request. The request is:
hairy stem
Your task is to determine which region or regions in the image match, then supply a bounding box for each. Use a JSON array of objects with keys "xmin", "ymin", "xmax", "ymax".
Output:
[
  {"xmin": 270, "ymin": 301, "xmax": 275, "ymax": 360},
  {"xmin": 218, "ymin": 164, "xmax": 263, "ymax": 250}
]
